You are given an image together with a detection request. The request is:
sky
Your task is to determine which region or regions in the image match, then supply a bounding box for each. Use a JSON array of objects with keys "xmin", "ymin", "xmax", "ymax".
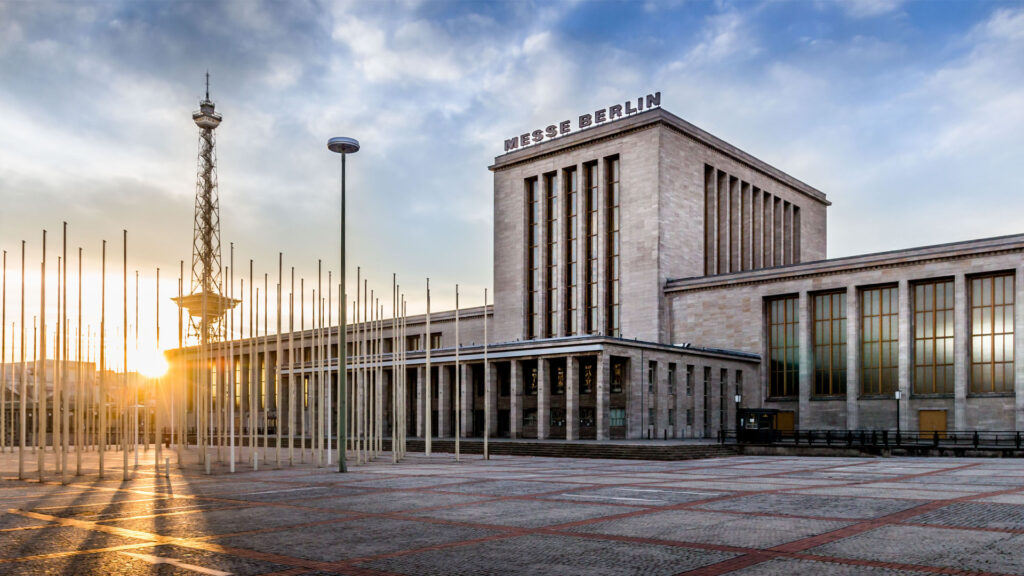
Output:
[{"xmin": 1, "ymin": 0, "xmax": 1023, "ymax": 360}]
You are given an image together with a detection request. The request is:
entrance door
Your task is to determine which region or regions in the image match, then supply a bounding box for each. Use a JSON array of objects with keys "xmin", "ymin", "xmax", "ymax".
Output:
[
  {"xmin": 774, "ymin": 411, "xmax": 795, "ymax": 432},
  {"xmin": 919, "ymin": 410, "xmax": 947, "ymax": 438}
]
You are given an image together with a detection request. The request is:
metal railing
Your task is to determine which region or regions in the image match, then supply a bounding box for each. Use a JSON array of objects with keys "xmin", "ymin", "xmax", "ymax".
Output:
[{"xmin": 721, "ymin": 428, "xmax": 1024, "ymax": 450}]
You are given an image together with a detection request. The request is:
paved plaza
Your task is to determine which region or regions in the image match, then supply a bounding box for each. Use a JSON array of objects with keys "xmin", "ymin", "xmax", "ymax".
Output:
[{"xmin": 2, "ymin": 450, "xmax": 1024, "ymax": 575}]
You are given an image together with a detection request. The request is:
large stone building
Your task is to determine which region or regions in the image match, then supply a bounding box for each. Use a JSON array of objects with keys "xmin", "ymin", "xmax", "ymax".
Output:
[{"xmin": 172, "ymin": 96, "xmax": 1023, "ymax": 440}]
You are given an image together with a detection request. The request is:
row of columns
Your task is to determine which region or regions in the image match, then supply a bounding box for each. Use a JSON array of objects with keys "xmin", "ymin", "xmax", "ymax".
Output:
[{"xmin": 410, "ymin": 353, "xmax": 742, "ymax": 441}]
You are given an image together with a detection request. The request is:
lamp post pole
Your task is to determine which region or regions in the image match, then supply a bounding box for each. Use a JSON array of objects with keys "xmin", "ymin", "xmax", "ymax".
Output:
[
  {"xmin": 734, "ymin": 394, "xmax": 741, "ymax": 444},
  {"xmin": 328, "ymin": 136, "xmax": 360, "ymax": 473},
  {"xmin": 894, "ymin": 389, "xmax": 901, "ymax": 443}
]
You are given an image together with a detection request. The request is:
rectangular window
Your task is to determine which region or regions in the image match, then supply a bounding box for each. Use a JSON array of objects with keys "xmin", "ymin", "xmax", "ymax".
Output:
[
  {"xmin": 861, "ymin": 286, "xmax": 898, "ymax": 395},
  {"xmin": 813, "ymin": 291, "xmax": 847, "ymax": 396},
  {"xmin": 430, "ymin": 332, "xmax": 442, "ymax": 350},
  {"xmin": 581, "ymin": 360, "xmax": 594, "ymax": 394},
  {"xmin": 647, "ymin": 408, "xmax": 654, "ymax": 426},
  {"xmin": 668, "ymin": 408, "xmax": 675, "ymax": 427},
  {"xmin": 668, "ymin": 363, "xmax": 677, "ymax": 395},
  {"xmin": 545, "ymin": 173, "xmax": 558, "ymax": 338},
  {"xmin": 767, "ymin": 296, "xmax": 799, "ymax": 397},
  {"xmin": 553, "ymin": 364, "xmax": 565, "ymax": 395},
  {"xmin": 523, "ymin": 408, "xmax": 537, "ymax": 427},
  {"xmin": 686, "ymin": 364, "xmax": 694, "ymax": 396},
  {"xmin": 611, "ymin": 358, "xmax": 625, "ymax": 394},
  {"xmin": 527, "ymin": 364, "xmax": 538, "ymax": 395},
  {"xmin": 405, "ymin": 334, "xmax": 421, "ymax": 351},
  {"xmin": 914, "ymin": 280, "xmax": 954, "ymax": 394},
  {"xmin": 584, "ymin": 162, "xmax": 599, "ymax": 334},
  {"xmin": 606, "ymin": 156, "xmax": 621, "ymax": 337},
  {"xmin": 971, "ymin": 273, "xmax": 1015, "ymax": 394},
  {"xmin": 735, "ymin": 370, "xmax": 743, "ymax": 397},
  {"xmin": 564, "ymin": 167, "xmax": 578, "ymax": 335},
  {"xmin": 526, "ymin": 177, "xmax": 540, "ymax": 339},
  {"xmin": 686, "ymin": 408, "xmax": 693, "ymax": 426},
  {"xmin": 610, "ymin": 408, "xmax": 626, "ymax": 427},
  {"xmin": 580, "ymin": 407, "xmax": 595, "ymax": 427},
  {"xmin": 647, "ymin": 361, "xmax": 656, "ymax": 393},
  {"xmin": 550, "ymin": 408, "xmax": 566, "ymax": 427}
]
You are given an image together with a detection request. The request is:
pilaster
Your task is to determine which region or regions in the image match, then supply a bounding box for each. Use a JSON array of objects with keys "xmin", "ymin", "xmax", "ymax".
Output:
[
  {"xmin": 509, "ymin": 360, "xmax": 521, "ymax": 439},
  {"xmin": 537, "ymin": 358, "xmax": 549, "ymax": 439},
  {"xmin": 954, "ymin": 273, "xmax": 968, "ymax": 429},
  {"xmin": 596, "ymin": 353, "xmax": 610, "ymax": 440}
]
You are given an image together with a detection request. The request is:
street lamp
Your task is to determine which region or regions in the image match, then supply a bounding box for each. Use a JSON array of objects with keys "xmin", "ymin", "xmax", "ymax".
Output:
[
  {"xmin": 894, "ymin": 389, "xmax": 901, "ymax": 442},
  {"xmin": 328, "ymin": 136, "xmax": 359, "ymax": 473},
  {"xmin": 734, "ymin": 393, "xmax": 742, "ymax": 443}
]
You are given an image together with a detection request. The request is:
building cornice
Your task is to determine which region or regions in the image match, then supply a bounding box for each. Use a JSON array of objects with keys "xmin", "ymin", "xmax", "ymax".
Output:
[
  {"xmin": 490, "ymin": 107, "xmax": 829, "ymax": 206},
  {"xmin": 665, "ymin": 233, "xmax": 1024, "ymax": 294}
]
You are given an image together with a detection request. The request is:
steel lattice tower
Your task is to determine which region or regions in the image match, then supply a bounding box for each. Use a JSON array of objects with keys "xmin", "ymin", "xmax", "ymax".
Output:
[{"xmin": 175, "ymin": 75, "xmax": 236, "ymax": 345}]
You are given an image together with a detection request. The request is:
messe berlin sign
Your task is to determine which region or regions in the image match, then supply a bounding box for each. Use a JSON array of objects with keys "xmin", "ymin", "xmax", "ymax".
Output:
[{"xmin": 503, "ymin": 92, "xmax": 661, "ymax": 153}]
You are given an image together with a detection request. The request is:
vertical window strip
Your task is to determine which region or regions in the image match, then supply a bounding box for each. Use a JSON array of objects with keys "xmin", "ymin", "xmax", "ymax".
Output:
[
  {"xmin": 584, "ymin": 163, "xmax": 599, "ymax": 334},
  {"xmin": 702, "ymin": 366, "xmax": 711, "ymax": 436},
  {"xmin": 813, "ymin": 291, "xmax": 847, "ymax": 396},
  {"xmin": 544, "ymin": 173, "xmax": 558, "ymax": 338},
  {"xmin": 526, "ymin": 177, "xmax": 540, "ymax": 339},
  {"xmin": 606, "ymin": 156, "xmax": 621, "ymax": 337},
  {"xmin": 767, "ymin": 296, "xmax": 799, "ymax": 397},
  {"xmin": 913, "ymin": 280, "xmax": 954, "ymax": 394},
  {"xmin": 970, "ymin": 274, "xmax": 1015, "ymax": 393},
  {"xmin": 564, "ymin": 168, "xmax": 578, "ymax": 335},
  {"xmin": 861, "ymin": 286, "xmax": 899, "ymax": 395}
]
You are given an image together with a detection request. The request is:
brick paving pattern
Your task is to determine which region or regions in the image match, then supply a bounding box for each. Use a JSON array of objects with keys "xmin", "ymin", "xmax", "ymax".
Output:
[{"xmin": 2, "ymin": 450, "xmax": 1024, "ymax": 574}]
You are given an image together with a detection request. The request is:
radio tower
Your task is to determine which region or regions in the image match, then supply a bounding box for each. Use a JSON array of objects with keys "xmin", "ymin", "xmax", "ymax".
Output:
[{"xmin": 175, "ymin": 74, "xmax": 236, "ymax": 345}]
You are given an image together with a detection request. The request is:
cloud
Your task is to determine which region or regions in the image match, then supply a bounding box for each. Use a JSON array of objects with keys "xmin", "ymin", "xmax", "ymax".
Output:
[{"xmin": 841, "ymin": 0, "xmax": 904, "ymax": 19}]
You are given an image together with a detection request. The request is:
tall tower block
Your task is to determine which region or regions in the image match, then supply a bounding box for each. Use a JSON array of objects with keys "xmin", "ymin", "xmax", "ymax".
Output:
[{"xmin": 175, "ymin": 75, "xmax": 236, "ymax": 345}]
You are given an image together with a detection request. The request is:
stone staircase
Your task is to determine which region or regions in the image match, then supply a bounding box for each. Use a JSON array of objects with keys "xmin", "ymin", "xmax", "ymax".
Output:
[{"xmin": 381, "ymin": 439, "xmax": 737, "ymax": 461}]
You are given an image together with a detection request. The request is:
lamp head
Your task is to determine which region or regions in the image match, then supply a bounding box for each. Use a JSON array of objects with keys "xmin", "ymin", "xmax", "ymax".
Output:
[{"xmin": 328, "ymin": 137, "xmax": 360, "ymax": 154}]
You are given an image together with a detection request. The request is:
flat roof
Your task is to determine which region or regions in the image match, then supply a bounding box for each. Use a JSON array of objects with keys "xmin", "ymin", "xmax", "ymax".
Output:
[
  {"xmin": 490, "ymin": 107, "xmax": 829, "ymax": 206},
  {"xmin": 665, "ymin": 232, "xmax": 1024, "ymax": 293}
]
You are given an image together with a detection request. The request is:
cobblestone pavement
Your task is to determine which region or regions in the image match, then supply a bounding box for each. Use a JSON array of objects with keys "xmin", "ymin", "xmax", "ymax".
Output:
[{"xmin": 3, "ymin": 449, "xmax": 1024, "ymax": 574}]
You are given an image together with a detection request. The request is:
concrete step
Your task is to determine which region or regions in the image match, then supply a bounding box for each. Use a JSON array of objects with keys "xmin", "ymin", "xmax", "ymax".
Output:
[{"xmin": 379, "ymin": 439, "xmax": 737, "ymax": 461}]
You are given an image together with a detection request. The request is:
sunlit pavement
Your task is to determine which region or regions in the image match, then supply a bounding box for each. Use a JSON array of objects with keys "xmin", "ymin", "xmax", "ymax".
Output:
[{"xmin": 3, "ymin": 449, "xmax": 1024, "ymax": 575}]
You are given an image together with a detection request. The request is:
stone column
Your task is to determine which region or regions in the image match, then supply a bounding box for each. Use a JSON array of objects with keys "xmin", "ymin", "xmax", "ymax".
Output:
[
  {"xmin": 265, "ymin": 352, "xmax": 275, "ymax": 417},
  {"xmin": 1017, "ymin": 266, "xmax": 1024, "ymax": 431},
  {"xmin": 460, "ymin": 363, "xmax": 472, "ymax": 438},
  {"xmin": 798, "ymin": 292, "xmax": 811, "ymax": 429},
  {"xmin": 629, "ymin": 353, "xmax": 643, "ymax": 439},
  {"xmin": 438, "ymin": 365, "xmax": 449, "ymax": 437},
  {"xmin": 486, "ymin": 362, "xmax": 497, "ymax": 436},
  {"xmin": 675, "ymin": 365, "xmax": 686, "ymax": 438},
  {"xmin": 537, "ymin": 358, "xmax": 549, "ymax": 439},
  {"xmin": 566, "ymin": 356, "xmax": 578, "ymax": 440},
  {"xmin": 509, "ymin": 360, "xmax": 521, "ymax": 439},
  {"xmin": 596, "ymin": 353, "xmax": 610, "ymax": 440},
  {"xmin": 694, "ymin": 366, "xmax": 705, "ymax": 438},
  {"xmin": 415, "ymin": 365, "xmax": 424, "ymax": 438},
  {"xmin": 240, "ymin": 356, "xmax": 250, "ymax": 428},
  {"xmin": 898, "ymin": 279, "xmax": 911, "ymax": 432},
  {"xmin": 846, "ymin": 285, "xmax": 859, "ymax": 430},
  {"xmin": 954, "ymin": 273, "xmax": 968, "ymax": 430}
]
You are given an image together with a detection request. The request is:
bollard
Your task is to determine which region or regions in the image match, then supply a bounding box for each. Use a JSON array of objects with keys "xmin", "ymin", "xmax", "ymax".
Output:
[
  {"xmin": 253, "ymin": 451, "xmax": 259, "ymax": 472},
  {"xmin": 205, "ymin": 457, "xmax": 211, "ymax": 475},
  {"xmin": 164, "ymin": 458, "xmax": 170, "ymax": 479},
  {"xmin": 664, "ymin": 429, "xmax": 667, "ymax": 441}
]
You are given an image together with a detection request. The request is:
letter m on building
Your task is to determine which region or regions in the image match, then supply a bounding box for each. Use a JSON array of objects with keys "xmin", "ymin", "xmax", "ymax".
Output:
[{"xmin": 504, "ymin": 137, "xmax": 520, "ymax": 152}]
